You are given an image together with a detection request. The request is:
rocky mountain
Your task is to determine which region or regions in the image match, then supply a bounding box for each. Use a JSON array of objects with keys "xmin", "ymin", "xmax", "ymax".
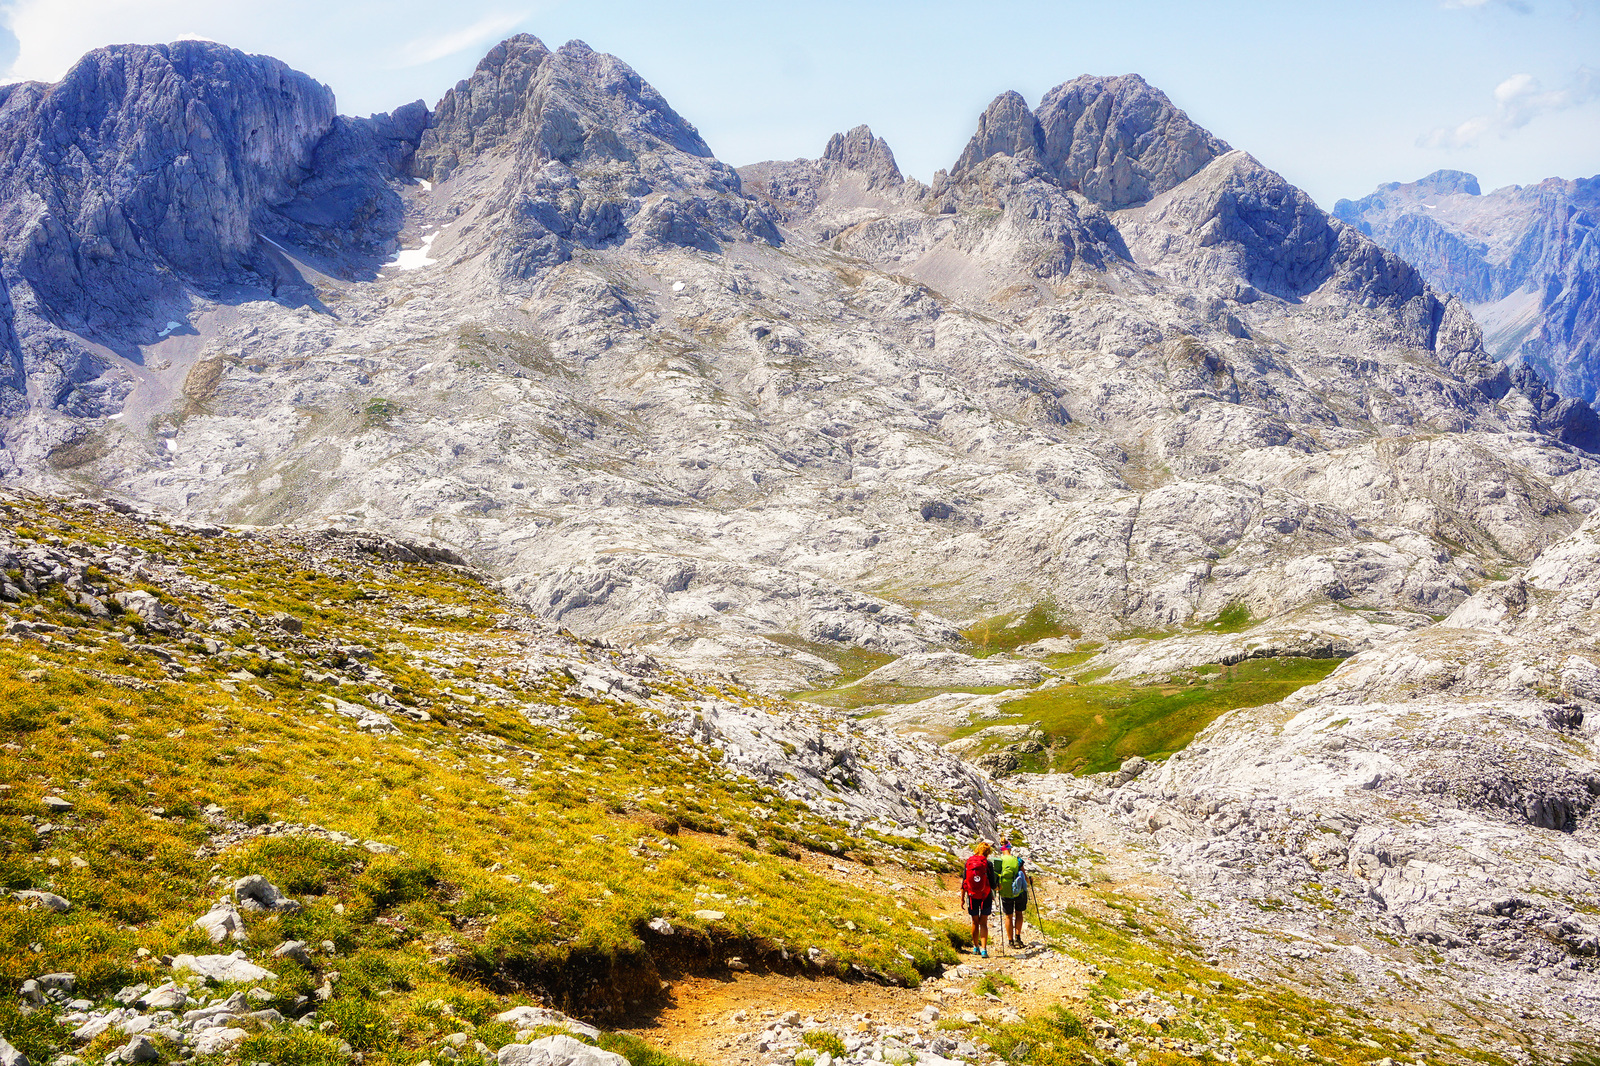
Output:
[
  {"xmin": 1, "ymin": 41, "xmax": 1597, "ymax": 691},
  {"xmin": 1335, "ymin": 169, "xmax": 1600, "ymax": 403},
  {"xmin": 1, "ymin": 32, "xmax": 1600, "ymax": 1055}
]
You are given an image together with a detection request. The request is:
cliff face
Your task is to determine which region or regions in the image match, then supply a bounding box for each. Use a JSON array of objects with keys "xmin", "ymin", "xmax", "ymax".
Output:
[
  {"xmin": 0, "ymin": 42, "xmax": 337, "ymax": 333},
  {"xmin": 409, "ymin": 35, "xmax": 776, "ymax": 280},
  {"xmin": 0, "ymin": 41, "xmax": 424, "ymax": 435},
  {"xmin": 1336, "ymin": 170, "xmax": 1600, "ymax": 403}
]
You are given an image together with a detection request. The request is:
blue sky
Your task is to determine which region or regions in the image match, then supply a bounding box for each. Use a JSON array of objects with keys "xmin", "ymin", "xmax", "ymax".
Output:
[{"xmin": 0, "ymin": 0, "xmax": 1595, "ymax": 207}]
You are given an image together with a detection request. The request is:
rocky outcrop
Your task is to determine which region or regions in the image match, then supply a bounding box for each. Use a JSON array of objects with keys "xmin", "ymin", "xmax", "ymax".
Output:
[
  {"xmin": 949, "ymin": 75, "xmax": 1227, "ymax": 210},
  {"xmin": 822, "ymin": 125, "xmax": 903, "ymax": 188},
  {"xmin": 0, "ymin": 42, "xmax": 337, "ymax": 335},
  {"xmin": 1335, "ymin": 171, "xmax": 1600, "ymax": 403},
  {"xmin": 410, "ymin": 35, "xmax": 777, "ymax": 277},
  {"xmin": 1048, "ymin": 512, "xmax": 1600, "ymax": 1030}
]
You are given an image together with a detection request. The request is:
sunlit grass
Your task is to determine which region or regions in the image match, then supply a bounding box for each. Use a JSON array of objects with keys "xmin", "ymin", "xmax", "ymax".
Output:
[{"xmin": 961, "ymin": 657, "xmax": 1342, "ymax": 773}]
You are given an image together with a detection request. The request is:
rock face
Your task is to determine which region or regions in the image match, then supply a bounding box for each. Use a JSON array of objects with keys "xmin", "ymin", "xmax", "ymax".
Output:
[
  {"xmin": 0, "ymin": 39, "xmax": 421, "ymax": 453},
  {"xmin": 1335, "ymin": 170, "xmax": 1600, "ymax": 403},
  {"xmin": 410, "ymin": 35, "xmax": 776, "ymax": 278},
  {"xmin": 0, "ymin": 41, "xmax": 337, "ymax": 334},
  {"xmin": 1031, "ymin": 511, "xmax": 1600, "ymax": 1032},
  {"xmin": 1, "ymin": 45, "xmax": 1598, "ymax": 694},
  {"xmin": 949, "ymin": 75, "xmax": 1229, "ymax": 209}
]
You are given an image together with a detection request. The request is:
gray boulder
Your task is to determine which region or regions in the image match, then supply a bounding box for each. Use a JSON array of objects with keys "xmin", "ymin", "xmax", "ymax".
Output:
[
  {"xmin": 169, "ymin": 951, "xmax": 277, "ymax": 984},
  {"xmin": 193, "ymin": 899, "xmax": 246, "ymax": 942},
  {"xmin": 136, "ymin": 984, "xmax": 186, "ymax": 1011},
  {"xmin": 33, "ymin": 974, "xmax": 74, "ymax": 994},
  {"xmin": 494, "ymin": 1006, "xmax": 600, "ymax": 1040},
  {"xmin": 107, "ymin": 1036, "xmax": 157, "ymax": 1065},
  {"xmin": 0, "ymin": 1036, "xmax": 28, "ymax": 1066},
  {"xmin": 13, "ymin": 891, "xmax": 70, "ymax": 913},
  {"xmin": 189, "ymin": 1029, "xmax": 248, "ymax": 1056},
  {"xmin": 497, "ymin": 1036, "xmax": 626, "ymax": 1066},
  {"xmin": 233, "ymin": 875, "xmax": 300, "ymax": 913}
]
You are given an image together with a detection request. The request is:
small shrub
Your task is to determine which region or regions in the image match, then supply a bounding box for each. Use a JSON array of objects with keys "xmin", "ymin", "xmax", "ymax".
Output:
[
  {"xmin": 802, "ymin": 1030, "xmax": 847, "ymax": 1058},
  {"xmin": 319, "ymin": 996, "xmax": 396, "ymax": 1051},
  {"xmin": 237, "ymin": 1028, "xmax": 350, "ymax": 1066}
]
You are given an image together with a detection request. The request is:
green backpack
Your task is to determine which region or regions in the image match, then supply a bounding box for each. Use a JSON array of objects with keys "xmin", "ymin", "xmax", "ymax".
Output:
[{"xmin": 997, "ymin": 853, "xmax": 1021, "ymax": 898}]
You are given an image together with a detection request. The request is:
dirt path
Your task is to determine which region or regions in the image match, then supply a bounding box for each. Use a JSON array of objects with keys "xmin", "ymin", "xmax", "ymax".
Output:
[{"xmin": 619, "ymin": 841, "xmax": 1149, "ymax": 1065}]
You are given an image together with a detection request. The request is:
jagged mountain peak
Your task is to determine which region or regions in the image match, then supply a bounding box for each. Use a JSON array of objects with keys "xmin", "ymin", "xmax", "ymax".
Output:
[
  {"xmin": 946, "ymin": 74, "xmax": 1227, "ymax": 210},
  {"xmin": 413, "ymin": 34, "xmax": 717, "ymax": 183},
  {"xmin": 822, "ymin": 124, "xmax": 903, "ymax": 187},
  {"xmin": 409, "ymin": 34, "xmax": 777, "ymax": 280},
  {"xmin": 952, "ymin": 90, "xmax": 1044, "ymax": 175},
  {"xmin": 1034, "ymin": 72, "xmax": 1229, "ymax": 209},
  {"xmin": 1406, "ymin": 169, "xmax": 1483, "ymax": 197}
]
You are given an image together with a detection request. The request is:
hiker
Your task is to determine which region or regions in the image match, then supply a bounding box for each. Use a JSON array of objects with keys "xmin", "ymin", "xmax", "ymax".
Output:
[
  {"xmin": 997, "ymin": 838, "xmax": 1029, "ymax": 949},
  {"xmin": 961, "ymin": 841, "xmax": 995, "ymax": 957}
]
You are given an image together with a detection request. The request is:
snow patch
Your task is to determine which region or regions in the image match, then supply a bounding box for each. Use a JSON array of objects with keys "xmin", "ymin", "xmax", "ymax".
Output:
[
  {"xmin": 388, "ymin": 232, "xmax": 439, "ymax": 272},
  {"xmin": 157, "ymin": 321, "xmax": 182, "ymax": 337}
]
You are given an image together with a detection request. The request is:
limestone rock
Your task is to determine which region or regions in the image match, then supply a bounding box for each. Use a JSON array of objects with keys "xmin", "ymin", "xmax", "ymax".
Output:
[
  {"xmin": 0, "ymin": 1035, "xmax": 29, "ymax": 1066},
  {"xmin": 136, "ymin": 985, "xmax": 186, "ymax": 1011},
  {"xmin": 107, "ymin": 1036, "xmax": 157, "ymax": 1065},
  {"xmin": 170, "ymin": 951, "xmax": 277, "ymax": 984},
  {"xmin": 233, "ymin": 875, "xmax": 300, "ymax": 913},
  {"xmin": 494, "ymin": 1006, "xmax": 599, "ymax": 1041},
  {"xmin": 13, "ymin": 891, "xmax": 70, "ymax": 913},
  {"xmin": 852, "ymin": 652, "xmax": 1047, "ymax": 689},
  {"xmin": 193, "ymin": 900, "xmax": 246, "ymax": 942},
  {"xmin": 496, "ymin": 1035, "xmax": 627, "ymax": 1066},
  {"xmin": 189, "ymin": 1029, "xmax": 248, "ymax": 1056}
]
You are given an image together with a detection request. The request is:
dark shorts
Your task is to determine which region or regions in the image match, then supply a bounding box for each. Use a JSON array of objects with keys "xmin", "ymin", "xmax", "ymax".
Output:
[
  {"xmin": 966, "ymin": 895, "xmax": 993, "ymax": 917},
  {"xmin": 1001, "ymin": 892, "xmax": 1028, "ymax": 915}
]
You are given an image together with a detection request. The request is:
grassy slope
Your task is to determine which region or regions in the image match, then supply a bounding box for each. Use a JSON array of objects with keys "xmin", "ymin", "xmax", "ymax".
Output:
[
  {"xmin": 0, "ymin": 495, "xmax": 963, "ymax": 1066},
  {"xmin": 0, "ymin": 496, "xmax": 1518, "ymax": 1066}
]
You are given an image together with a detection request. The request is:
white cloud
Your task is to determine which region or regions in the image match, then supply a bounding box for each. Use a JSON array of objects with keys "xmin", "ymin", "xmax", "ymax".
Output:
[
  {"xmin": 0, "ymin": 0, "xmax": 225, "ymax": 81},
  {"xmin": 392, "ymin": 9, "xmax": 530, "ymax": 68},
  {"xmin": 1421, "ymin": 67, "xmax": 1598, "ymax": 148}
]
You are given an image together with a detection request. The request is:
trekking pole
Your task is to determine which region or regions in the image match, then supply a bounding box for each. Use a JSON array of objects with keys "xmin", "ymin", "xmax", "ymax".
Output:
[{"xmin": 1031, "ymin": 878, "xmax": 1045, "ymax": 945}]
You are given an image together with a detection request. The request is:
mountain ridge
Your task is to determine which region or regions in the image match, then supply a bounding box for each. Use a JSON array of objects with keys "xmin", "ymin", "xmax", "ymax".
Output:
[{"xmin": 1335, "ymin": 168, "xmax": 1600, "ymax": 405}]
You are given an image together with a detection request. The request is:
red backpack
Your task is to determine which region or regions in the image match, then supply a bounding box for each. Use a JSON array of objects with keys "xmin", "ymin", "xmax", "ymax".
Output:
[{"xmin": 964, "ymin": 854, "xmax": 992, "ymax": 899}]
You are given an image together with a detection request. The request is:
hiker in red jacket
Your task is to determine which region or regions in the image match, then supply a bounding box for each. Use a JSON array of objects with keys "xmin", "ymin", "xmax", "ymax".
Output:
[{"xmin": 960, "ymin": 841, "xmax": 995, "ymax": 957}]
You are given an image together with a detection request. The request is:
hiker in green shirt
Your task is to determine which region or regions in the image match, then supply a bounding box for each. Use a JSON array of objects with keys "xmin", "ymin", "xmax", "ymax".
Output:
[{"xmin": 996, "ymin": 838, "xmax": 1028, "ymax": 949}]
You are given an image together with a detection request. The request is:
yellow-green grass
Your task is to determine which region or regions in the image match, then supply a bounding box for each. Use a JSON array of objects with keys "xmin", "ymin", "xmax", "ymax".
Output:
[
  {"xmin": 961, "ymin": 603, "xmax": 1077, "ymax": 657},
  {"xmin": 0, "ymin": 496, "xmax": 966, "ymax": 1066},
  {"xmin": 959, "ymin": 657, "xmax": 1343, "ymax": 773}
]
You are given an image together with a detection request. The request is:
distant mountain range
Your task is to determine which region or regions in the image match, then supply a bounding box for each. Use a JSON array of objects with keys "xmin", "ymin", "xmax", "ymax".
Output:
[{"xmin": 1335, "ymin": 169, "xmax": 1600, "ymax": 402}]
